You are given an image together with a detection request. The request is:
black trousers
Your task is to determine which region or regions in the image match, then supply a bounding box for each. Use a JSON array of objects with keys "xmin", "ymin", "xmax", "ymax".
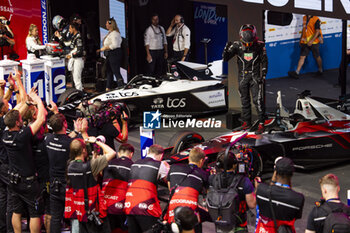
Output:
[
  {"xmin": 106, "ymin": 48, "xmax": 124, "ymax": 89},
  {"xmin": 238, "ymin": 75, "xmax": 265, "ymax": 124},
  {"xmin": 127, "ymin": 215, "xmax": 158, "ymax": 233},
  {"xmin": 79, "ymin": 218, "xmax": 110, "ymax": 233},
  {"xmin": 147, "ymin": 49, "xmax": 165, "ymax": 77},
  {"xmin": 0, "ymin": 163, "xmax": 12, "ymax": 233},
  {"xmin": 108, "ymin": 214, "xmax": 126, "ymax": 231},
  {"xmin": 173, "ymin": 50, "xmax": 188, "ymax": 62},
  {"xmin": 49, "ymin": 181, "xmax": 66, "ymax": 233}
]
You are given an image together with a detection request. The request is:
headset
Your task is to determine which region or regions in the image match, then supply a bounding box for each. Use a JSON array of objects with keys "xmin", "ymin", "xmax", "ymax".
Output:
[
  {"xmin": 216, "ymin": 149, "xmax": 238, "ymax": 170},
  {"xmin": 170, "ymin": 206, "xmax": 198, "ymax": 233},
  {"xmin": 178, "ymin": 15, "xmax": 184, "ymax": 24},
  {"xmin": 108, "ymin": 17, "xmax": 114, "ymax": 25}
]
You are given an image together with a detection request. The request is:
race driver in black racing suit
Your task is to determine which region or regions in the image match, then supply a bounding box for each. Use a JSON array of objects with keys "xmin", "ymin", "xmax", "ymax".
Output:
[{"xmin": 223, "ymin": 24, "xmax": 268, "ymax": 134}]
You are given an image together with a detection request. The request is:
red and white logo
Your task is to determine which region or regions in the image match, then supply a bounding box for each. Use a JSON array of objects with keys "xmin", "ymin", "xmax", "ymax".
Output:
[
  {"xmin": 244, "ymin": 53, "xmax": 253, "ymax": 61},
  {"xmin": 0, "ymin": 0, "xmax": 14, "ymax": 21}
]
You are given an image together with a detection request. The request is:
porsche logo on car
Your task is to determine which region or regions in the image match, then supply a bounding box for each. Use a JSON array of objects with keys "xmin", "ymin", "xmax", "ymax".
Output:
[{"xmin": 292, "ymin": 143, "xmax": 333, "ymax": 151}]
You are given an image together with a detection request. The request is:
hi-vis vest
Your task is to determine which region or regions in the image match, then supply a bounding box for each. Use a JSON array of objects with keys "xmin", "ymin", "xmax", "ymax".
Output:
[
  {"xmin": 167, "ymin": 186, "xmax": 199, "ymax": 223},
  {"xmin": 64, "ymin": 161, "xmax": 100, "ymax": 222},
  {"xmin": 124, "ymin": 157, "xmax": 162, "ymax": 217},
  {"xmin": 100, "ymin": 157, "xmax": 132, "ymax": 216},
  {"xmin": 301, "ymin": 15, "xmax": 323, "ymax": 44}
]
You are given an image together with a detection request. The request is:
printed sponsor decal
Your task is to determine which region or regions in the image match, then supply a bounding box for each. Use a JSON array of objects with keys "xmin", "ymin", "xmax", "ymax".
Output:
[
  {"xmin": 151, "ymin": 97, "xmax": 164, "ymax": 109},
  {"xmin": 241, "ymin": 0, "xmax": 350, "ymax": 15},
  {"xmin": 41, "ymin": 0, "xmax": 48, "ymax": 44},
  {"xmin": 244, "ymin": 53, "xmax": 253, "ymax": 61},
  {"xmin": 192, "ymin": 89, "xmax": 226, "ymax": 108},
  {"xmin": 167, "ymin": 97, "xmax": 186, "ymax": 108},
  {"xmin": 194, "ymin": 4, "xmax": 226, "ymax": 25},
  {"xmin": 292, "ymin": 143, "xmax": 333, "ymax": 151},
  {"xmin": 103, "ymin": 91, "xmax": 139, "ymax": 100}
]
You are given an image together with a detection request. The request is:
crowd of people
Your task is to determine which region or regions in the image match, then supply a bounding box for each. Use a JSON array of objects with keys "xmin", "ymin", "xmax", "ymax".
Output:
[
  {"xmin": 22, "ymin": 12, "xmax": 192, "ymax": 93},
  {"xmin": 0, "ymin": 8, "xmax": 347, "ymax": 233},
  {"xmin": 0, "ymin": 69, "xmax": 348, "ymax": 233}
]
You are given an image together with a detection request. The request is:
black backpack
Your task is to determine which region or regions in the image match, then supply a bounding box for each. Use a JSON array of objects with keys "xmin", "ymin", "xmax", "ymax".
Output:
[
  {"xmin": 207, "ymin": 173, "xmax": 243, "ymax": 227},
  {"xmin": 322, "ymin": 202, "xmax": 350, "ymax": 233}
]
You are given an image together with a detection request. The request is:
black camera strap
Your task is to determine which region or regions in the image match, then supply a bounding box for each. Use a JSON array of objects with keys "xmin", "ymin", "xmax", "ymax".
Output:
[
  {"xmin": 268, "ymin": 185, "xmax": 278, "ymax": 232},
  {"xmin": 82, "ymin": 163, "xmax": 91, "ymax": 215},
  {"xmin": 160, "ymin": 166, "xmax": 195, "ymax": 220}
]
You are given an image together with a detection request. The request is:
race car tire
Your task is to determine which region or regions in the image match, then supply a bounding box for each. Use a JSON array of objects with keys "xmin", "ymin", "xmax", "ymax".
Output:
[
  {"xmin": 168, "ymin": 131, "xmax": 205, "ymax": 154},
  {"xmin": 250, "ymin": 148, "xmax": 264, "ymax": 179},
  {"xmin": 57, "ymin": 88, "xmax": 84, "ymax": 106}
]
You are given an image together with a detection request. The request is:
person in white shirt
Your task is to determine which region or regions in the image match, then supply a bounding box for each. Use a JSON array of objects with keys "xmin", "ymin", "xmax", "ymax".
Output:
[
  {"xmin": 144, "ymin": 14, "xmax": 168, "ymax": 77},
  {"xmin": 166, "ymin": 15, "xmax": 191, "ymax": 62},
  {"xmin": 97, "ymin": 18, "xmax": 124, "ymax": 91},
  {"xmin": 26, "ymin": 24, "xmax": 46, "ymax": 58}
]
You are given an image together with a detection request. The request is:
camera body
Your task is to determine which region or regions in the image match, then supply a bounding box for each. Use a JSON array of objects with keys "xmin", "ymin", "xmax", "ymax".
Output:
[
  {"xmin": 52, "ymin": 180, "xmax": 61, "ymax": 193},
  {"xmin": 0, "ymin": 19, "xmax": 10, "ymax": 25},
  {"xmin": 9, "ymin": 171, "xmax": 21, "ymax": 185},
  {"xmin": 87, "ymin": 210, "xmax": 103, "ymax": 226},
  {"xmin": 233, "ymin": 145, "xmax": 253, "ymax": 175},
  {"xmin": 152, "ymin": 219, "xmax": 171, "ymax": 233}
]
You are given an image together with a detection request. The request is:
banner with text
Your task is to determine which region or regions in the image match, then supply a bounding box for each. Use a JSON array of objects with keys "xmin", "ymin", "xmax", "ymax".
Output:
[
  {"xmin": 193, "ymin": 2, "xmax": 227, "ymax": 71},
  {"xmin": 0, "ymin": 0, "xmax": 43, "ymax": 60}
]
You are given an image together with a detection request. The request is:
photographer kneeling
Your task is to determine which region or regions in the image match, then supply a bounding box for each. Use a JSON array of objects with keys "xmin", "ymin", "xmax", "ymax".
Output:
[
  {"xmin": 65, "ymin": 137, "xmax": 116, "ymax": 233},
  {"xmin": 208, "ymin": 149, "xmax": 256, "ymax": 233}
]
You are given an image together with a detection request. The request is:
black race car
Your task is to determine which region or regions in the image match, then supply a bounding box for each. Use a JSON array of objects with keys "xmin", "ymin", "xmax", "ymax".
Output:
[{"xmin": 164, "ymin": 91, "xmax": 350, "ymax": 177}]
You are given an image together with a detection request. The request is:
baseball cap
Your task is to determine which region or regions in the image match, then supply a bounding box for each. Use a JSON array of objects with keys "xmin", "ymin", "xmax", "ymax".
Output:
[
  {"xmin": 274, "ymin": 157, "xmax": 295, "ymax": 175},
  {"xmin": 72, "ymin": 13, "xmax": 81, "ymax": 21}
]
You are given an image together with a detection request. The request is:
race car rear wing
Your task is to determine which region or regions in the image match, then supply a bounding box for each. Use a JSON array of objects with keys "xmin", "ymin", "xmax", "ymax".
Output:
[{"xmin": 175, "ymin": 60, "xmax": 225, "ymax": 81}]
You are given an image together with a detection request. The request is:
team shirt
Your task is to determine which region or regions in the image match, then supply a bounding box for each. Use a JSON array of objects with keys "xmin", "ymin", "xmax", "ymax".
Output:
[
  {"xmin": 0, "ymin": 117, "xmax": 7, "ymax": 163},
  {"xmin": 166, "ymin": 163, "xmax": 208, "ymax": 222},
  {"xmin": 208, "ymin": 172, "xmax": 254, "ymax": 227},
  {"xmin": 166, "ymin": 24, "xmax": 191, "ymax": 51},
  {"xmin": 144, "ymin": 25, "xmax": 167, "ymax": 50},
  {"xmin": 3, "ymin": 127, "xmax": 36, "ymax": 177},
  {"xmin": 256, "ymin": 183, "xmax": 304, "ymax": 232},
  {"xmin": 33, "ymin": 131, "xmax": 49, "ymax": 183},
  {"xmin": 306, "ymin": 201, "xmax": 350, "ymax": 233},
  {"xmin": 45, "ymin": 133, "xmax": 73, "ymax": 181},
  {"xmin": 103, "ymin": 30, "xmax": 122, "ymax": 50}
]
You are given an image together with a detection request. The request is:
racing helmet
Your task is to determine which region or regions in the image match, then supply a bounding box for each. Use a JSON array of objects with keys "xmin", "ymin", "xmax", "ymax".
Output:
[
  {"xmin": 239, "ymin": 24, "xmax": 257, "ymax": 47},
  {"xmin": 52, "ymin": 15, "xmax": 65, "ymax": 30}
]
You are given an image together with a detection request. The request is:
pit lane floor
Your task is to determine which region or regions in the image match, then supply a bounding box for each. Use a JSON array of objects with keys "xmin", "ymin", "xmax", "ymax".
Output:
[{"xmin": 126, "ymin": 117, "xmax": 350, "ymax": 233}]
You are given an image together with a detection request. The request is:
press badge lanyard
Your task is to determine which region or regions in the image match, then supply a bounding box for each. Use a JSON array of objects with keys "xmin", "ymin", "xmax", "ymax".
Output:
[
  {"xmin": 151, "ymin": 25, "xmax": 164, "ymax": 45},
  {"xmin": 273, "ymin": 181, "xmax": 290, "ymax": 189},
  {"xmin": 326, "ymin": 198, "xmax": 340, "ymax": 202}
]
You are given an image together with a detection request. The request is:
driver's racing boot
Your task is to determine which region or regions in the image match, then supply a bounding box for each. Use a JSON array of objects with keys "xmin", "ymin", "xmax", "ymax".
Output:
[
  {"xmin": 255, "ymin": 123, "xmax": 265, "ymax": 134},
  {"xmin": 236, "ymin": 121, "xmax": 251, "ymax": 131},
  {"xmin": 117, "ymin": 79, "xmax": 126, "ymax": 88}
]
